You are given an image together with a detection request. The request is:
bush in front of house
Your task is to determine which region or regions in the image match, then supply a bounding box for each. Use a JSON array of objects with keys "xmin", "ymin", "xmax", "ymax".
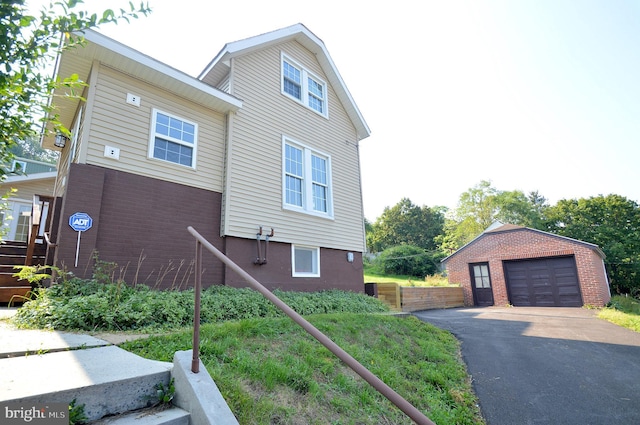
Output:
[
  {"xmin": 373, "ymin": 245, "xmax": 441, "ymax": 278},
  {"xmin": 11, "ymin": 278, "xmax": 389, "ymax": 332}
]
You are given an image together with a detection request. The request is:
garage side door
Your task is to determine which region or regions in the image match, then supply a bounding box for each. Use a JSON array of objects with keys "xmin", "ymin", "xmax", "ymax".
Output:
[{"xmin": 504, "ymin": 256, "xmax": 583, "ymax": 307}]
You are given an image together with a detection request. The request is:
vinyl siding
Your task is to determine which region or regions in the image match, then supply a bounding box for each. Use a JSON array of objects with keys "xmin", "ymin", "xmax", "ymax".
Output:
[
  {"xmin": 83, "ymin": 65, "xmax": 226, "ymax": 192},
  {"xmin": 53, "ymin": 95, "xmax": 85, "ymax": 198},
  {"xmin": 2, "ymin": 178, "xmax": 56, "ymax": 202},
  {"xmin": 223, "ymin": 40, "xmax": 365, "ymax": 252},
  {"xmin": 200, "ymin": 65, "xmax": 230, "ymax": 89}
]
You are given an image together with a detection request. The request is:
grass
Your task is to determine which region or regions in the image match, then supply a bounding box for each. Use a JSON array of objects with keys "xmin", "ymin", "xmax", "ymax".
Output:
[
  {"xmin": 364, "ymin": 264, "xmax": 455, "ymax": 287},
  {"xmin": 11, "ymin": 273, "xmax": 483, "ymax": 423},
  {"xmin": 122, "ymin": 313, "xmax": 484, "ymax": 425},
  {"xmin": 598, "ymin": 295, "xmax": 640, "ymax": 332}
]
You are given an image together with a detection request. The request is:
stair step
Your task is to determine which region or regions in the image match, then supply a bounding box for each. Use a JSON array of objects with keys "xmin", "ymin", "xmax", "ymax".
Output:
[
  {"xmin": 0, "ymin": 345, "xmax": 173, "ymax": 422},
  {"xmin": 0, "ymin": 244, "xmax": 45, "ymax": 252},
  {"xmin": 0, "ymin": 286, "xmax": 32, "ymax": 303},
  {"xmin": 0, "ymin": 275, "xmax": 29, "ymax": 286},
  {"xmin": 0, "ymin": 255, "xmax": 32, "ymax": 265},
  {"xmin": 90, "ymin": 406, "xmax": 190, "ymax": 425}
]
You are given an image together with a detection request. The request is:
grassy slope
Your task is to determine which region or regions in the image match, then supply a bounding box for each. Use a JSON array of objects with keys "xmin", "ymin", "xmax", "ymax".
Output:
[
  {"xmin": 122, "ymin": 314, "xmax": 484, "ymax": 425},
  {"xmin": 363, "ymin": 265, "xmax": 454, "ymax": 287},
  {"xmin": 598, "ymin": 295, "xmax": 640, "ymax": 332}
]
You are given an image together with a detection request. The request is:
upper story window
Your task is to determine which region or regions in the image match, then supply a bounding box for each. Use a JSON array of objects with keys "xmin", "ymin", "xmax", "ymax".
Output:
[
  {"xmin": 281, "ymin": 54, "xmax": 328, "ymax": 117},
  {"xmin": 149, "ymin": 109, "xmax": 197, "ymax": 168},
  {"xmin": 283, "ymin": 137, "xmax": 332, "ymax": 218}
]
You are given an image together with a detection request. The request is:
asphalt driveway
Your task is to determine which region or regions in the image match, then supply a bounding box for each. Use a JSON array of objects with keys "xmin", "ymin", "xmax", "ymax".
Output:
[{"xmin": 413, "ymin": 307, "xmax": 640, "ymax": 425}]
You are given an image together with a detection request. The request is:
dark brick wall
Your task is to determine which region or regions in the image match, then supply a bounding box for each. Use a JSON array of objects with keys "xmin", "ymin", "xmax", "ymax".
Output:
[
  {"xmin": 54, "ymin": 164, "xmax": 225, "ymax": 289},
  {"xmin": 54, "ymin": 164, "xmax": 364, "ymax": 293},
  {"xmin": 223, "ymin": 237, "xmax": 364, "ymax": 292},
  {"xmin": 444, "ymin": 228, "xmax": 610, "ymax": 307}
]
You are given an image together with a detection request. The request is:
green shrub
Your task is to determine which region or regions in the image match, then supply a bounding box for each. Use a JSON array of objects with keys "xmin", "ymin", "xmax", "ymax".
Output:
[
  {"xmin": 374, "ymin": 245, "xmax": 438, "ymax": 278},
  {"xmin": 12, "ymin": 282, "xmax": 388, "ymax": 332}
]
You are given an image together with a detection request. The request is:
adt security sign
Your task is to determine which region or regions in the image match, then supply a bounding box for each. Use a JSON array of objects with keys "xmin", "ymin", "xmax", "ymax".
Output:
[
  {"xmin": 69, "ymin": 212, "xmax": 93, "ymax": 232},
  {"xmin": 69, "ymin": 212, "xmax": 93, "ymax": 267}
]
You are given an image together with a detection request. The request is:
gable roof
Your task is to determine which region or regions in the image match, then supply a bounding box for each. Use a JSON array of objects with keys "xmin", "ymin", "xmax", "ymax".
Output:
[
  {"xmin": 43, "ymin": 29, "xmax": 243, "ymax": 150},
  {"xmin": 198, "ymin": 23, "xmax": 371, "ymax": 141},
  {"xmin": 442, "ymin": 222, "xmax": 606, "ymax": 263}
]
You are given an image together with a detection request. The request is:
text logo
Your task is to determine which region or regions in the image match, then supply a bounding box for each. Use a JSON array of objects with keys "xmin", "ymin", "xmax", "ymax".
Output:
[
  {"xmin": 69, "ymin": 212, "xmax": 93, "ymax": 232},
  {"xmin": 2, "ymin": 403, "xmax": 67, "ymax": 424}
]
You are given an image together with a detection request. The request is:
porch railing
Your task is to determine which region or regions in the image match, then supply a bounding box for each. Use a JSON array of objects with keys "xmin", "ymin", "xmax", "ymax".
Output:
[
  {"xmin": 25, "ymin": 194, "xmax": 54, "ymax": 265},
  {"xmin": 187, "ymin": 226, "xmax": 435, "ymax": 425}
]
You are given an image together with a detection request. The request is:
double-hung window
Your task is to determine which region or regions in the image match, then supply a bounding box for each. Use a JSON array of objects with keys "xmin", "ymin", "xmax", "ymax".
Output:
[
  {"xmin": 281, "ymin": 54, "xmax": 328, "ymax": 117},
  {"xmin": 150, "ymin": 109, "xmax": 197, "ymax": 168},
  {"xmin": 283, "ymin": 138, "xmax": 332, "ymax": 217}
]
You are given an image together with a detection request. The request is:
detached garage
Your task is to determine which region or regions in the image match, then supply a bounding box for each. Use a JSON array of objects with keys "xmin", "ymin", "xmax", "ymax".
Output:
[{"xmin": 443, "ymin": 223, "xmax": 611, "ymax": 307}]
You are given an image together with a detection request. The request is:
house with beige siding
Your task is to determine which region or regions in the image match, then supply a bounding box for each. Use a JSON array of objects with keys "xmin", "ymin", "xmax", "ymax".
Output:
[
  {"xmin": 0, "ymin": 158, "xmax": 56, "ymax": 242},
  {"xmin": 37, "ymin": 24, "xmax": 370, "ymax": 292}
]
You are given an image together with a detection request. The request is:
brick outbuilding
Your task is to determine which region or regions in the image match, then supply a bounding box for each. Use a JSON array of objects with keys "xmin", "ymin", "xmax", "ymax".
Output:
[{"xmin": 442, "ymin": 223, "xmax": 611, "ymax": 307}]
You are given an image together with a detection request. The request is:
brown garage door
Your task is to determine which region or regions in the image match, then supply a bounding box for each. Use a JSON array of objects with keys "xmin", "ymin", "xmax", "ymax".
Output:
[{"xmin": 504, "ymin": 256, "xmax": 583, "ymax": 307}]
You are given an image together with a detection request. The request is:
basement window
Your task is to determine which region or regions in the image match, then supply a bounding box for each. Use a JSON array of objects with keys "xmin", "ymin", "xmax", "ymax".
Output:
[{"xmin": 292, "ymin": 245, "xmax": 320, "ymax": 277}]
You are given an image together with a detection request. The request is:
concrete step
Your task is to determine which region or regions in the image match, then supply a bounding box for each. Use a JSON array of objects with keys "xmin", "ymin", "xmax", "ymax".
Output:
[
  {"xmin": 0, "ymin": 345, "xmax": 173, "ymax": 422},
  {"xmin": 91, "ymin": 406, "xmax": 190, "ymax": 425}
]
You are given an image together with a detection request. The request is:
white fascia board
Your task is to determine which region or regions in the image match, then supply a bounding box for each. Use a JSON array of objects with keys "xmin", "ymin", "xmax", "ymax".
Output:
[
  {"xmin": 81, "ymin": 30, "xmax": 243, "ymax": 111},
  {"xmin": 4, "ymin": 171, "xmax": 58, "ymax": 183},
  {"xmin": 198, "ymin": 24, "xmax": 370, "ymax": 140}
]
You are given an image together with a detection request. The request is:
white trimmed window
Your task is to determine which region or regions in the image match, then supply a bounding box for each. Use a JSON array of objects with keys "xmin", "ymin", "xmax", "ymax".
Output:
[
  {"xmin": 149, "ymin": 109, "xmax": 197, "ymax": 168},
  {"xmin": 281, "ymin": 54, "xmax": 328, "ymax": 117},
  {"xmin": 292, "ymin": 245, "xmax": 320, "ymax": 277},
  {"xmin": 283, "ymin": 137, "xmax": 332, "ymax": 217}
]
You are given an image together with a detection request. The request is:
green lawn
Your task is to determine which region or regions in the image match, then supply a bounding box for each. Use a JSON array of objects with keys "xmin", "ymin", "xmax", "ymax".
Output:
[
  {"xmin": 12, "ymin": 282, "xmax": 484, "ymax": 423},
  {"xmin": 363, "ymin": 264, "xmax": 455, "ymax": 287},
  {"xmin": 598, "ymin": 295, "xmax": 640, "ymax": 332},
  {"xmin": 122, "ymin": 314, "xmax": 484, "ymax": 425}
]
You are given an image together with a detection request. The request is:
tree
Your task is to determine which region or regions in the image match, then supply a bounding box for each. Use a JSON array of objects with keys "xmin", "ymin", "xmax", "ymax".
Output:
[
  {"xmin": 9, "ymin": 136, "xmax": 58, "ymax": 164},
  {"xmin": 367, "ymin": 198, "xmax": 445, "ymax": 253},
  {"xmin": 0, "ymin": 0, "xmax": 151, "ymax": 178},
  {"xmin": 444, "ymin": 181, "xmax": 549, "ymax": 249},
  {"xmin": 374, "ymin": 245, "xmax": 437, "ymax": 278},
  {"xmin": 544, "ymin": 194, "xmax": 640, "ymax": 296}
]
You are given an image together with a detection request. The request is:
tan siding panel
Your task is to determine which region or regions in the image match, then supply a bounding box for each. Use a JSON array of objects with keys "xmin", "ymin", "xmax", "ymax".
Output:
[
  {"xmin": 84, "ymin": 66, "xmax": 226, "ymax": 192},
  {"xmin": 224, "ymin": 41, "xmax": 364, "ymax": 252},
  {"xmin": 3, "ymin": 178, "xmax": 56, "ymax": 201}
]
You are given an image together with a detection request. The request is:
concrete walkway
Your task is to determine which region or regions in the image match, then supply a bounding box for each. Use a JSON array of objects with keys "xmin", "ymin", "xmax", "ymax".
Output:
[
  {"xmin": 0, "ymin": 307, "xmax": 240, "ymax": 425},
  {"xmin": 0, "ymin": 307, "xmax": 173, "ymax": 421},
  {"xmin": 414, "ymin": 307, "xmax": 640, "ymax": 425}
]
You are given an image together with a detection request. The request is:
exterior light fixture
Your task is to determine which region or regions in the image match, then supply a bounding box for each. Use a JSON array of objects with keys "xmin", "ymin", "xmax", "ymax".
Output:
[{"xmin": 54, "ymin": 134, "xmax": 69, "ymax": 148}]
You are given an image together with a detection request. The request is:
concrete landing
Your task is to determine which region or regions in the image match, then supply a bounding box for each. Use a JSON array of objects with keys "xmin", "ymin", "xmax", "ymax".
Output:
[
  {"xmin": 0, "ymin": 310, "xmax": 173, "ymax": 422},
  {"xmin": 1, "ymin": 345, "xmax": 172, "ymax": 421},
  {"xmin": 0, "ymin": 321, "xmax": 110, "ymax": 358}
]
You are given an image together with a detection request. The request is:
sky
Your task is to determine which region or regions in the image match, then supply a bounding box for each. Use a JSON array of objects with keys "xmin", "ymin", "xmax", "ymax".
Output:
[{"xmin": 28, "ymin": 0, "xmax": 640, "ymax": 221}]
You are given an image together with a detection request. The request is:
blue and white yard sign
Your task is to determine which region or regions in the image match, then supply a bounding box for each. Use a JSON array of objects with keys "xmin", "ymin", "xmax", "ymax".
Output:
[
  {"xmin": 69, "ymin": 212, "xmax": 93, "ymax": 232},
  {"xmin": 69, "ymin": 212, "xmax": 93, "ymax": 267}
]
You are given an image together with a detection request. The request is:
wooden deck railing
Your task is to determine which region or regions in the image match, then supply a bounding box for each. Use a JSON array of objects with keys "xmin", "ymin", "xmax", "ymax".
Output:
[
  {"xmin": 187, "ymin": 226, "xmax": 435, "ymax": 425},
  {"xmin": 25, "ymin": 194, "xmax": 55, "ymax": 266}
]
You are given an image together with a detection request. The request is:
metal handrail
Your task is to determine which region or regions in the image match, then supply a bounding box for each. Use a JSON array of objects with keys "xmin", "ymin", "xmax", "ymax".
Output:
[{"xmin": 187, "ymin": 226, "xmax": 435, "ymax": 425}]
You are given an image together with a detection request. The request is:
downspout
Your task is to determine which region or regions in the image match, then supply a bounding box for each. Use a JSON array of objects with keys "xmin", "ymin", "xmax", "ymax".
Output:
[
  {"xmin": 254, "ymin": 227, "xmax": 263, "ymax": 265},
  {"xmin": 221, "ymin": 57, "xmax": 235, "ymax": 239}
]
